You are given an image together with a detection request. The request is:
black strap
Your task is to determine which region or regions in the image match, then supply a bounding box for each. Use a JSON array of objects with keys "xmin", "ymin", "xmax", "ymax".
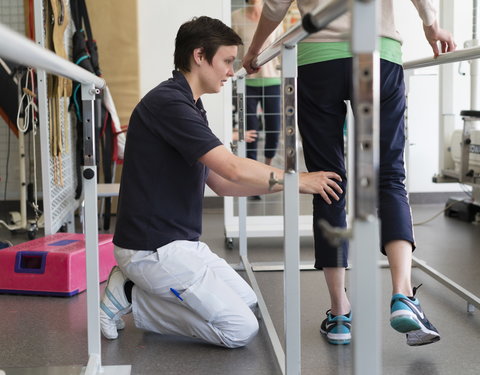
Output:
[
  {"xmin": 79, "ymin": 0, "xmax": 101, "ymax": 76},
  {"xmin": 70, "ymin": 0, "xmax": 100, "ymax": 75},
  {"xmin": 101, "ymin": 111, "xmax": 114, "ymax": 230},
  {"xmin": 80, "ymin": 0, "xmax": 93, "ymax": 41},
  {"xmin": 70, "ymin": 0, "xmax": 109, "ymax": 199},
  {"xmin": 70, "ymin": 0, "xmax": 81, "ymax": 31},
  {"xmin": 70, "ymin": 0, "xmax": 92, "ymax": 38}
]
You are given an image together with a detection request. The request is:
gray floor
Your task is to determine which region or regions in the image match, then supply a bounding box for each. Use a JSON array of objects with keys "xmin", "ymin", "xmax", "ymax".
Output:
[{"xmin": 0, "ymin": 200, "xmax": 479, "ymax": 374}]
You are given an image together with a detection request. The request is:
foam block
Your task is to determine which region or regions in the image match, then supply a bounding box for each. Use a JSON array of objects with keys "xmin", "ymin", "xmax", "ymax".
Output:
[{"xmin": 0, "ymin": 233, "xmax": 116, "ymax": 296}]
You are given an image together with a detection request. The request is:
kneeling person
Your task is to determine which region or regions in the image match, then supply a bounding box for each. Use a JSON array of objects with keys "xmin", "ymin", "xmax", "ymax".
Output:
[{"xmin": 100, "ymin": 15, "xmax": 343, "ymax": 348}]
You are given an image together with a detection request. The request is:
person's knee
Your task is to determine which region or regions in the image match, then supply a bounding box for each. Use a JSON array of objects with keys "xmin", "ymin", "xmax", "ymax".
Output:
[{"xmin": 221, "ymin": 311, "xmax": 259, "ymax": 349}]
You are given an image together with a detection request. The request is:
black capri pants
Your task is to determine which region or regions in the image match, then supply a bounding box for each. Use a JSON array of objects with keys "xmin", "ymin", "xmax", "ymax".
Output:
[
  {"xmin": 297, "ymin": 58, "xmax": 415, "ymax": 270},
  {"xmin": 246, "ymin": 84, "xmax": 281, "ymax": 161}
]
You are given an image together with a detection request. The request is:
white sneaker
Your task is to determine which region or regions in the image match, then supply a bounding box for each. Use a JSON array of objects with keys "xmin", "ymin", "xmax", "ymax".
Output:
[
  {"xmin": 115, "ymin": 317, "xmax": 126, "ymax": 330},
  {"xmin": 100, "ymin": 266, "xmax": 132, "ymax": 340}
]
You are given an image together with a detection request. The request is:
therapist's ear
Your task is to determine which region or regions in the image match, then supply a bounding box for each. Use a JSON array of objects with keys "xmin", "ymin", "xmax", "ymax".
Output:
[{"xmin": 193, "ymin": 47, "xmax": 205, "ymax": 65}]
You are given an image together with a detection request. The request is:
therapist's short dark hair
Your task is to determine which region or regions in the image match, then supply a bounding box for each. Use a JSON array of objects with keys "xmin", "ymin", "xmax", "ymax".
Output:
[{"xmin": 174, "ymin": 16, "xmax": 243, "ymax": 72}]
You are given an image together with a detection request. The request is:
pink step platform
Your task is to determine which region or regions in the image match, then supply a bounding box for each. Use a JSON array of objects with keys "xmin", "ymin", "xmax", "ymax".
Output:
[{"xmin": 0, "ymin": 233, "xmax": 117, "ymax": 296}]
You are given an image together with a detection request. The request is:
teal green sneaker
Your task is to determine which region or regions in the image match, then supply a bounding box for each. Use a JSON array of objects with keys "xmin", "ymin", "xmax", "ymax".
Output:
[
  {"xmin": 390, "ymin": 285, "xmax": 440, "ymax": 346},
  {"xmin": 320, "ymin": 310, "xmax": 352, "ymax": 345}
]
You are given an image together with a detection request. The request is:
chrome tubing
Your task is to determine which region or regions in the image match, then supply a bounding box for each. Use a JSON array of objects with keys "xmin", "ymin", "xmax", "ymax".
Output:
[{"xmin": 0, "ymin": 22, "xmax": 105, "ymax": 89}]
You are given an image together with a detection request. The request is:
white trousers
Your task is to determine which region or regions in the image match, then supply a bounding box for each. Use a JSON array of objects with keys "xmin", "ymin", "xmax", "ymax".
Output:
[{"xmin": 114, "ymin": 241, "xmax": 259, "ymax": 348}]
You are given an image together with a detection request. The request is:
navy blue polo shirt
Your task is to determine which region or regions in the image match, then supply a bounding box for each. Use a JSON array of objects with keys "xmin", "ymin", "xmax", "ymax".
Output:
[{"xmin": 113, "ymin": 70, "xmax": 223, "ymax": 250}]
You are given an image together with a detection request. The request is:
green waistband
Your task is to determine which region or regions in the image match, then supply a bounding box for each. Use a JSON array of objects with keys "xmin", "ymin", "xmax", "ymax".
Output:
[
  {"xmin": 297, "ymin": 37, "xmax": 402, "ymax": 66},
  {"xmin": 246, "ymin": 77, "xmax": 281, "ymax": 87}
]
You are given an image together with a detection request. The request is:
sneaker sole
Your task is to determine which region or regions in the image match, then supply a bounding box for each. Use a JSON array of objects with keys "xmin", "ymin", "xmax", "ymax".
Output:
[
  {"xmin": 320, "ymin": 329, "xmax": 351, "ymax": 345},
  {"xmin": 327, "ymin": 338, "xmax": 351, "ymax": 345},
  {"xmin": 407, "ymin": 329, "xmax": 441, "ymax": 346},
  {"xmin": 390, "ymin": 310, "xmax": 421, "ymax": 333},
  {"xmin": 391, "ymin": 312, "xmax": 441, "ymax": 346},
  {"xmin": 390, "ymin": 316, "xmax": 421, "ymax": 333}
]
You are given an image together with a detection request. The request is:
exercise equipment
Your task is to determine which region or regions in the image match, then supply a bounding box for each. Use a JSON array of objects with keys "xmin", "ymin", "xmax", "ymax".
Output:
[
  {"xmin": 0, "ymin": 59, "xmax": 43, "ymax": 239},
  {"xmin": 0, "ymin": 233, "xmax": 115, "ymax": 296},
  {"xmin": 0, "ymin": 19, "xmax": 130, "ymax": 374},
  {"xmin": 408, "ymin": 1, "xmax": 480, "ymax": 223},
  {"xmin": 233, "ymin": 1, "xmax": 380, "ymax": 374}
]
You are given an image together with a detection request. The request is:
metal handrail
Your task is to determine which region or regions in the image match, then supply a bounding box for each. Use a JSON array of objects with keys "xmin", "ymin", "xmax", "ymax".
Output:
[
  {"xmin": 0, "ymin": 22, "xmax": 105, "ymax": 89},
  {"xmin": 236, "ymin": 4, "xmax": 480, "ymax": 76},
  {"xmin": 1, "ymin": 20, "xmax": 115, "ymax": 375},
  {"xmin": 404, "ymin": 45, "xmax": 480, "ymax": 70},
  {"xmin": 235, "ymin": 0, "xmax": 348, "ymax": 78}
]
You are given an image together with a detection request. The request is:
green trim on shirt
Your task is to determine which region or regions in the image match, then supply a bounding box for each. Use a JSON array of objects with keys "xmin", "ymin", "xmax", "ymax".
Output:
[
  {"xmin": 246, "ymin": 77, "xmax": 281, "ymax": 87},
  {"xmin": 379, "ymin": 37, "xmax": 403, "ymax": 65},
  {"xmin": 297, "ymin": 37, "xmax": 402, "ymax": 66}
]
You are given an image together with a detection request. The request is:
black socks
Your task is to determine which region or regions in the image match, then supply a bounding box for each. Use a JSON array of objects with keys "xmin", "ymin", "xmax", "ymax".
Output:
[{"xmin": 124, "ymin": 280, "xmax": 134, "ymax": 303}]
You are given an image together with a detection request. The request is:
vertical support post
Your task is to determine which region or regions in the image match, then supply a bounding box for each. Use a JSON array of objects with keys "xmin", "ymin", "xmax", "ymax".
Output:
[
  {"xmin": 459, "ymin": 115, "xmax": 473, "ymax": 183},
  {"xmin": 439, "ymin": 0, "xmax": 456, "ymax": 172},
  {"xmin": 18, "ymin": 131, "xmax": 28, "ymax": 229},
  {"xmin": 467, "ymin": 1, "xmax": 480, "ymax": 205},
  {"xmin": 81, "ymin": 82, "xmax": 102, "ymax": 374},
  {"xmin": 465, "ymin": 1, "xmax": 480, "ymax": 205},
  {"xmin": 66, "ymin": 211, "xmax": 75, "ymax": 233},
  {"xmin": 403, "ymin": 70, "xmax": 412, "ymax": 192},
  {"xmin": 469, "ymin": 48, "xmax": 480, "ymax": 110},
  {"xmin": 33, "ymin": 0, "xmax": 53, "ymax": 235},
  {"xmin": 237, "ymin": 76, "xmax": 248, "ymax": 258},
  {"xmin": 470, "ymin": 0, "xmax": 480, "ymax": 110},
  {"xmin": 282, "ymin": 44, "xmax": 301, "ymax": 375},
  {"xmin": 351, "ymin": 1, "xmax": 381, "ymax": 374},
  {"xmin": 346, "ymin": 103, "xmax": 355, "ymax": 221}
]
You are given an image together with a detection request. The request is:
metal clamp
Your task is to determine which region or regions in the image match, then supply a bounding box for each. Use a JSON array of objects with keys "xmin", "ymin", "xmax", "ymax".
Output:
[
  {"xmin": 318, "ymin": 219, "xmax": 353, "ymax": 248},
  {"xmin": 268, "ymin": 172, "xmax": 284, "ymax": 191},
  {"xmin": 230, "ymin": 141, "xmax": 238, "ymax": 154}
]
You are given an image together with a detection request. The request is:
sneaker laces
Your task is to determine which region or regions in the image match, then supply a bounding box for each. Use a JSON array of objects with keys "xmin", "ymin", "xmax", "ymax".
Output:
[
  {"xmin": 412, "ymin": 283, "xmax": 423, "ymax": 298},
  {"xmin": 325, "ymin": 309, "xmax": 351, "ymax": 318}
]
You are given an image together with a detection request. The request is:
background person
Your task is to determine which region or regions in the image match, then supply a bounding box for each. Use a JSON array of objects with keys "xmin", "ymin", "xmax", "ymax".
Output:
[{"xmin": 232, "ymin": 0, "xmax": 284, "ymax": 168}]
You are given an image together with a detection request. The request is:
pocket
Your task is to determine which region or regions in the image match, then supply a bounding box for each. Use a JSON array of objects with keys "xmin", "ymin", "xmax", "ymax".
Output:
[
  {"xmin": 157, "ymin": 241, "xmax": 206, "ymax": 289},
  {"xmin": 176, "ymin": 269, "xmax": 227, "ymax": 322},
  {"xmin": 122, "ymin": 251, "xmax": 163, "ymax": 292}
]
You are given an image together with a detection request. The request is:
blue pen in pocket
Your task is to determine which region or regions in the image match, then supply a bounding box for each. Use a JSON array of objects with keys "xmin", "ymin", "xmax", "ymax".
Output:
[{"xmin": 170, "ymin": 287, "xmax": 184, "ymax": 301}]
